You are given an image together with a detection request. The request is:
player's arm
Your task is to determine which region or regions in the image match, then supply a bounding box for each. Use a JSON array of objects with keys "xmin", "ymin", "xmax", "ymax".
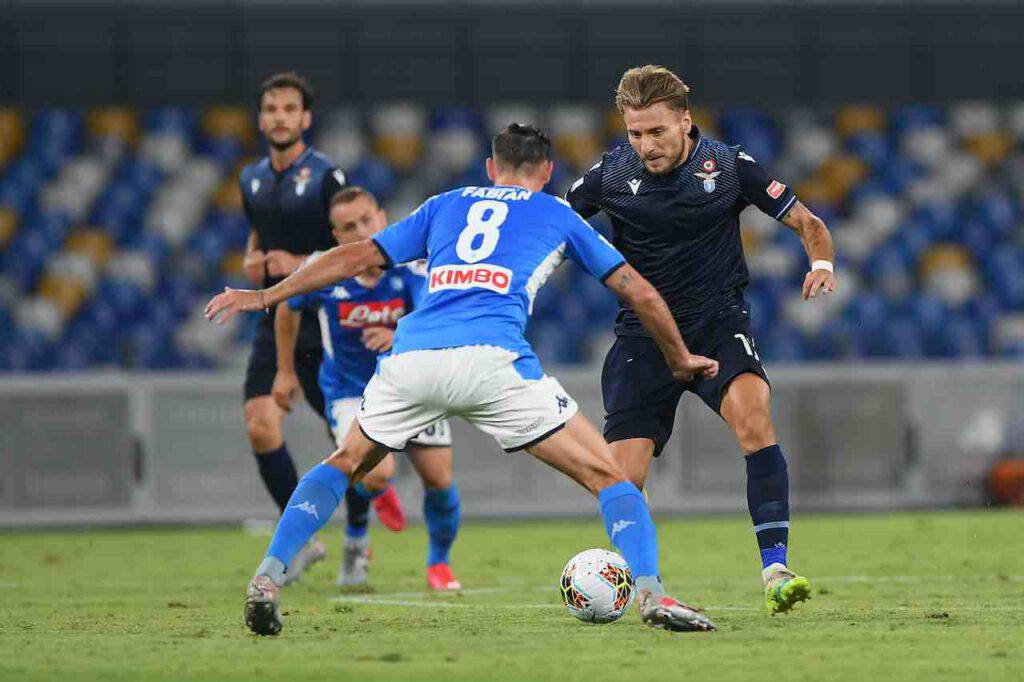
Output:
[
  {"xmin": 242, "ymin": 230, "xmax": 266, "ymax": 286},
  {"xmin": 604, "ymin": 264, "xmax": 719, "ymax": 382},
  {"xmin": 735, "ymin": 149, "xmax": 836, "ymax": 301},
  {"xmin": 780, "ymin": 202, "xmax": 837, "ymax": 300},
  {"xmin": 272, "ymin": 302, "xmax": 302, "ymax": 412},
  {"xmin": 205, "ymin": 240, "xmax": 385, "ymax": 323}
]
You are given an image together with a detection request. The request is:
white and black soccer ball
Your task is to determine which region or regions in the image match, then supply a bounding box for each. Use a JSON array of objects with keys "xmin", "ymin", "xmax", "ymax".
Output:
[{"xmin": 559, "ymin": 548, "xmax": 635, "ymax": 624}]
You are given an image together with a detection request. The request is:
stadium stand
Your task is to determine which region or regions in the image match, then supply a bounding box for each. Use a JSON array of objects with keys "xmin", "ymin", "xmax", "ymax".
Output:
[{"xmin": 1, "ymin": 102, "xmax": 1023, "ymax": 370}]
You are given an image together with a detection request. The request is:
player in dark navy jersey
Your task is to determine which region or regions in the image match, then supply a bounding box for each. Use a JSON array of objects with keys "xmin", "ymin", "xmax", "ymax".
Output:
[
  {"xmin": 567, "ymin": 65, "xmax": 837, "ymax": 614},
  {"xmin": 238, "ymin": 72, "xmax": 403, "ymax": 582}
]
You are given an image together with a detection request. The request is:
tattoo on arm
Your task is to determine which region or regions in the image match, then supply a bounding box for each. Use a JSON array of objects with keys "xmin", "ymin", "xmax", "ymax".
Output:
[{"xmin": 612, "ymin": 269, "xmax": 633, "ymax": 292}]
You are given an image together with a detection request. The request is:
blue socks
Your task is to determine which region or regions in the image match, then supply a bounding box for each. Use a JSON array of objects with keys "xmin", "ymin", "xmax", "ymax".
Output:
[
  {"xmin": 345, "ymin": 482, "xmax": 387, "ymax": 538},
  {"xmin": 746, "ymin": 444, "xmax": 790, "ymax": 568},
  {"xmin": 254, "ymin": 444, "xmax": 299, "ymax": 513},
  {"xmin": 424, "ymin": 486, "xmax": 461, "ymax": 566},
  {"xmin": 266, "ymin": 463, "xmax": 348, "ymax": 569},
  {"xmin": 598, "ymin": 481, "xmax": 659, "ymax": 580}
]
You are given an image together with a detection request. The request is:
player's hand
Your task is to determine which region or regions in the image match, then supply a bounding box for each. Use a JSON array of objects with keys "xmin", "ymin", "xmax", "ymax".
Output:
[
  {"xmin": 670, "ymin": 353, "xmax": 719, "ymax": 382},
  {"xmin": 361, "ymin": 327, "xmax": 394, "ymax": 353},
  {"xmin": 204, "ymin": 287, "xmax": 263, "ymax": 323},
  {"xmin": 265, "ymin": 250, "xmax": 303, "ymax": 278},
  {"xmin": 802, "ymin": 268, "xmax": 836, "ymax": 300},
  {"xmin": 272, "ymin": 370, "xmax": 299, "ymax": 412},
  {"xmin": 243, "ymin": 249, "xmax": 266, "ymax": 285}
]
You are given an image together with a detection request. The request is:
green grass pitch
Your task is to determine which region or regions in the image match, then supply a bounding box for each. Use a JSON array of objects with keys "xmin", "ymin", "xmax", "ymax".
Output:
[{"xmin": 1, "ymin": 510, "xmax": 1022, "ymax": 681}]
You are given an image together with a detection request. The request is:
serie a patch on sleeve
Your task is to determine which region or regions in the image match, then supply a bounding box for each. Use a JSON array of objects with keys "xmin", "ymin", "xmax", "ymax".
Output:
[{"xmin": 766, "ymin": 180, "xmax": 787, "ymax": 199}]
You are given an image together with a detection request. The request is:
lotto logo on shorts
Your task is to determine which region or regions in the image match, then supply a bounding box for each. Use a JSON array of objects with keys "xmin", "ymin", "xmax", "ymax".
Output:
[
  {"xmin": 336, "ymin": 298, "xmax": 406, "ymax": 328},
  {"xmin": 766, "ymin": 180, "xmax": 787, "ymax": 199},
  {"xmin": 428, "ymin": 264, "xmax": 512, "ymax": 294}
]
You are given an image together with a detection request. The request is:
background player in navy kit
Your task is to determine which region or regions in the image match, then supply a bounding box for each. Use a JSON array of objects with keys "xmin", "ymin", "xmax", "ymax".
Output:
[
  {"xmin": 239, "ymin": 72, "xmax": 404, "ymax": 580},
  {"xmin": 273, "ymin": 187, "xmax": 462, "ymax": 591},
  {"xmin": 567, "ymin": 66, "xmax": 837, "ymax": 614}
]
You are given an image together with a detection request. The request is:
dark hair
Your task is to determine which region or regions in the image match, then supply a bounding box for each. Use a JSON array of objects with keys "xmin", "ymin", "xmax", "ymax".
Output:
[
  {"xmin": 258, "ymin": 71, "xmax": 316, "ymax": 111},
  {"xmin": 491, "ymin": 123, "xmax": 552, "ymax": 169},
  {"xmin": 329, "ymin": 186, "xmax": 378, "ymax": 210}
]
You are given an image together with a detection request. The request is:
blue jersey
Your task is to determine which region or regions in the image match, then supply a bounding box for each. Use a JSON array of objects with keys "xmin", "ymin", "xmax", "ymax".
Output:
[
  {"xmin": 372, "ymin": 186, "xmax": 626, "ymax": 378},
  {"xmin": 288, "ymin": 263, "xmax": 427, "ymax": 398}
]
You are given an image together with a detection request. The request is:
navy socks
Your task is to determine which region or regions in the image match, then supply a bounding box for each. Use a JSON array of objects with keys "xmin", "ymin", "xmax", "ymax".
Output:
[
  {"xmin": 254, "ymin": 444, "xmax": 299, "ymax": 514},
  {"xmin": 745, "ymin": 444, "xmax": 790, "ymax": 568}
]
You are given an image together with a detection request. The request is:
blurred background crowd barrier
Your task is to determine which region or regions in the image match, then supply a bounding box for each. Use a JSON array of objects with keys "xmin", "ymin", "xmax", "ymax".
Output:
[{"xmin": 1, "ymin": 364, "xmax": 1022, "ymax": 526}]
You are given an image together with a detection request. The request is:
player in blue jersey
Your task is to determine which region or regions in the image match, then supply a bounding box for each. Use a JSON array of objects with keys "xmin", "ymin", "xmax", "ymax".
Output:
[
  {"xmin": 567, "ymin": 66, "xmax": 838, "ymax": 614},
  {"xmin": 238, "ymin": 72, "xmax": 406, "ymax": 584},
  {"xmin": 272, "ymin": 186, "xmax": 462, "ymax": 591},
  {"xmin": 208, "ymin": 124, "xmax": 722, "ymax": 636}
]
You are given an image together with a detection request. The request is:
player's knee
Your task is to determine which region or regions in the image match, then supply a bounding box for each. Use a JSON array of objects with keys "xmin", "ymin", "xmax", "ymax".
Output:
[
  {"xmin": 246, "ymin": 414, "xmax": 281, "ymax": 452},
  {"xmin": 733, "ymin": 410, "xmax": 776, "ymax": 453}
]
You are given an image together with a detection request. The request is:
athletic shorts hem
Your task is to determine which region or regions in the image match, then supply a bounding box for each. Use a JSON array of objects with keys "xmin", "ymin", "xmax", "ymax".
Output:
[
  {"xmin": 359, "ymin": 424, "xmax": 403, "ymax": 452},
  {"xmin": 502, "ymin": 421, "xmax": 567, "ymax": 453}
]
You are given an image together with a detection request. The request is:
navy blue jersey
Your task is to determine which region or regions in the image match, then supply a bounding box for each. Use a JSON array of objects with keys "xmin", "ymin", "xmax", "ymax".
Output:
[
  {"xmin": 566, "ymin": 127, "xmax": 797, "ymax": 338},
  {"xmin": 239, "ymin": 145, "xmax": 347, "ymax": 347},
  {"xmin": 373, "ymin": 185, "xmax": 625, "ymax": 379},
  {"xmin": 288, "ymin": 263, "xmax": 425, "ymax": 399}
]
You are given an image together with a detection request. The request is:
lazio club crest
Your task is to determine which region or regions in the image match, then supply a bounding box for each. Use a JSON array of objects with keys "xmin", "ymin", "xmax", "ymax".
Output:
[
  {"xmin": 694, "ymin": 158, "xmax": 721, "ymax": 193},
  {"xmin": 294, "ymin": 167, "xmax": 313, "ymax": 196}
]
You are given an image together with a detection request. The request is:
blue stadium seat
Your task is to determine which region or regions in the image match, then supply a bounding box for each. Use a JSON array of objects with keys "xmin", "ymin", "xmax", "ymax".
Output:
[
  {"xmin": 846, "ymin": 132, "xmax": 892, "ymax": 171},
  {"xmin": 349, "ymin": 158, "xmax": 398, "ymax": 201}
]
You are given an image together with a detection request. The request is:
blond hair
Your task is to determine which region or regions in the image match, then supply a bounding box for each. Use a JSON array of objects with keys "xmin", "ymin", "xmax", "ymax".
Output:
[{"xmin": 615, "ymin": 65, "xmax": 690, "ymax": 114}]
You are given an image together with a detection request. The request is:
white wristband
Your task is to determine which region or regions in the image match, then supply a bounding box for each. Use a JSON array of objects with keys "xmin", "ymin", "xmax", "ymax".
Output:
[{"xmin": 811, "ymin": 260, "xmax": 833, "ymax": 274}]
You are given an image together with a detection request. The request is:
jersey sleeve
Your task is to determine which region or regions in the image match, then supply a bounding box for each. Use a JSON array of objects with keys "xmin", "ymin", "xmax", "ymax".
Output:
[
  {"xmin": 319, "ymin": 167, "xmax": 348, "ymax": 221},
  {"xmin": 372, "ymin": 195, "xmax": 438, "ymax": 267},
  {"xmin": 735, "ymin": 148, "xmax": 798, "ymax": 221},
  {"xmin": 559, "ymin": 201, "xmax": 627, "ymax": 283},
  {"xmin": 565, "ymin": 160, "xmax": 603, "ymax": 219}
]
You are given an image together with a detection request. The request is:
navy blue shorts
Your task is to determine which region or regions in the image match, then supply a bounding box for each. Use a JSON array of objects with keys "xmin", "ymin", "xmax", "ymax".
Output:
[
  {"xmin": 601, "ymin": 307, "xmax": 769, "ymax": 457},
  {"xmin": 243, "ymin": 324, "xmax": 326, "ymax": 421}
]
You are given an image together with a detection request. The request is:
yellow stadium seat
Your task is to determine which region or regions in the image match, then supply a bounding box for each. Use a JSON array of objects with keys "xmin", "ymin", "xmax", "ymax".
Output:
[
  {"xmin": 0, "ymin": 107, "xmax": 26, "ymax": 167},
  {"xmin": 794, "ymin": 177, "xmax": 833, "ymax": 207},
  {"xmin": 213, "ymin": 178, "xmax": 244, "ymax": 211},
  {"xmin": 374, "ymin": 134, "xmax": 422, "ymax": 172},
  {"xmin": 835, "ymin": 105, "xmax": 886, "ymax": 137},
  {"xmin": 920, "ymin": 244, "xmax": 972, "ymax": 278},
  {"xmin": 554, "ymin": 134, "xmax": 601, "ymax": 172},
  {"xmin": 203, "ymin": 106, "xmax": 255, "ymax": 144},
  {"xmin": 818, "ymin": 155, "xmax": 869, "ymax": 202},
  {"xmin": 965, "ymin": 131, "xmax": 1013, "ymax": 167},
  {"xmin": 0, "ymin": 206, "xmax": 17, "ymax": 249},
  {"xmin": 38, "ymin": 275, "xmax": 89, "ymax": 319},
  {"xmin": 87, "ymin": 107, "xmax": 140, "ymax": 144},
  {"xmin": 221, "ymin": 251, "xmax": 246, "ymax": 277},
  {"xmin": 65, "ymin": 230, "xmax": 115, "ymax": 266},
  {"xmin": 603, "ymin": 107, "xmax": 624, "ymax": 142},
  {"xmin": 688, "ymin": 106, "xmax": 719, "ymax": 139}
]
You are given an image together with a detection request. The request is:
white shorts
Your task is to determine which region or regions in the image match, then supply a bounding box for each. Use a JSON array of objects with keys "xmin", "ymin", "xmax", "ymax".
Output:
[
  {"xmin": 328, "ymin": 396, "xmax": 452, "ymax": 449},
  {"xmin": 359, "ymin": 345, "xmax": 579, "ymax": 452}
]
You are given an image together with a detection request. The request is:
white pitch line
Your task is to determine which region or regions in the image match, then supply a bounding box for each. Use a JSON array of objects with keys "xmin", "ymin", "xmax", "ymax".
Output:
[
  {"xmin": 330, "ymin": 595, "xmax": 558, "ymax": 609},
  {"xmin": 0, "ymin": 583, "xmax": 18, "ymax": 589}
]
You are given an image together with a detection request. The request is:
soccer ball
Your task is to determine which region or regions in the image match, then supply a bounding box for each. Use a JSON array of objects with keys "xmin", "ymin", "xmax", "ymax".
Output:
[{"xmin": 559, "ymin": 548, "xmax": 635, "ymax": 623}]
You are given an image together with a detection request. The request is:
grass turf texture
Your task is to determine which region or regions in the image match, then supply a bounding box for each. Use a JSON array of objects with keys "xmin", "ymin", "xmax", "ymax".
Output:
[{"xmin": 1, "ymin": 510, "xmax": 1022, "ymax": 681}]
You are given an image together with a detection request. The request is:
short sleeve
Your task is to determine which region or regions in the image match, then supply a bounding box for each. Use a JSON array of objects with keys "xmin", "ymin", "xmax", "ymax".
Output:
[
  {"xmin": 559, "ymin": 201, "xmax": 626, "ymax": 282},
  {"xmin": 319, "ymin": 167, "xmax": 348, "ymax": 221},
  {"xmin": 565, "ymin": 160, "xmax": 603, "ymax": 219},
  {"xmin": 735, "ymin": 148, "xmax": 798, "ymax": 221},
  {"xmin": 372, "ymin": 195, "xmax": 438, "ymax": 267}
]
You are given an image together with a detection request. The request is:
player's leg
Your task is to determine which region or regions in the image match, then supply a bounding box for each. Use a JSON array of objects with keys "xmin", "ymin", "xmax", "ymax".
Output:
[
  {"xmin": 323, "ymin": 397, "xmax": 399, "ymax": 587},
  {"xmin": 246, "ymin": 424, "xmax": 389, "ymax": 635},
  {"xmin": 524, "ymin": 414, "xmax": 714, "ymax": 632},
  {"xmin": 407, "ymin": 420, "xmax": 461, "ymax": 590},
  {"xmin": 601, "ymin": 336, "xmax": 684, "ymax": 490},
  {"xmin": 697, "ymin": 319, "xmax": 809, "ymax": 614}
]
